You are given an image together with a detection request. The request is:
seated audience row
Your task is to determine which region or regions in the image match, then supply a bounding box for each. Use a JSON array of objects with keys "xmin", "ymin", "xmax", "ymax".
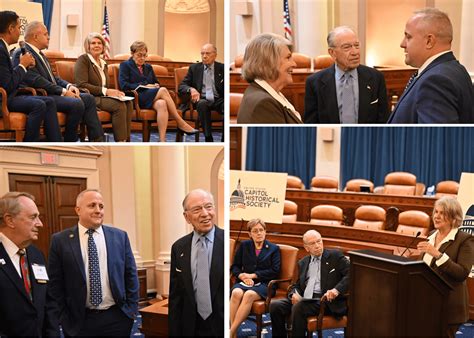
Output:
[{"xmin": 230, "ymin": 196, "xmax": 473, "ymax": 337}]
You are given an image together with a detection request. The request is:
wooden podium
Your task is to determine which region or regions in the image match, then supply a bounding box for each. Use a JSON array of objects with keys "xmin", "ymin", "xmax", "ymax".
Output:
[
  {"xmin": 347, "ymin": 250, "xmax": 452, "ymax": 337},
  {"xmin": 139, "ymin": 299, "xmax": 169, "ymax": 336}
]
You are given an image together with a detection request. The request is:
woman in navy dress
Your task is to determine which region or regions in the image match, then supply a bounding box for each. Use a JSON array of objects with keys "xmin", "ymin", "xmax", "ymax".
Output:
[
  {"xmin": 230, "ymin": 219, "xmax": 281, "ymax": 338},
  {"xmin": 119, "ymin": 41, "xmax": 197, "ymax": 142}
]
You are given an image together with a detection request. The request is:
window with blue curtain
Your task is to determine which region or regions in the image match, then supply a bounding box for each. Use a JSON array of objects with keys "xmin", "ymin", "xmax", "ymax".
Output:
[
  {"xmin": 30, "ymin": 0, "xmax": 54, "ymax": 32},
  {"xmin": 340, "ymin": 127, "xmax": 474, "ymax": 189},
  {"xmin": 245, "ymin": 127, "xmax": 316, "ymax": 188}
]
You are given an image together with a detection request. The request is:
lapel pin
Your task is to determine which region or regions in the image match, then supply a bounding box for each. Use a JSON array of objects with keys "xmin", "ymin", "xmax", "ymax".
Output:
[
  {"xmin": 367, "ymin": 85, "xmax": 371, "ymax": 90},
  {"xmin": 265, "ymin": 245, "xmax": 268, "ymax": 249},
  {"xmin": 69, "ymin": 234, "xmax": 74, "ymax": 238},
  {"xmin": 180, "ymin": 253, "xmax": 184, "ymax": 257},
  {"xmin": 0, "ymin": 258, "xmax": 5, "ymax": 265}
]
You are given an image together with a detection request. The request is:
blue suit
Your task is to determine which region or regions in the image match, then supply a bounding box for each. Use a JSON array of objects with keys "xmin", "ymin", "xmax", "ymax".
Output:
[
  {"xmin": 0, "ymin": 39, "xmax": 60, "ymax": 141},
  {"xmin": 231, "ymin": 239, "xmax": 280, "ymax": 298},
  {"xmin": 0, "ymin": 243, "xmax": 53, "ymax": 336},
  {"xmin": 46, "ymin": 225, "xmax": 139, "ymax": 336},
  {"xmin": 12, "ymin": 44, "xmax": 104, "ymax": 141},
  {"xmin": 388, "ymin": 52, "xmax": 474, "ymax": 123},
  {"xmin": 119, "ymin": 58, "xmax": 159, "ymax": 109}
]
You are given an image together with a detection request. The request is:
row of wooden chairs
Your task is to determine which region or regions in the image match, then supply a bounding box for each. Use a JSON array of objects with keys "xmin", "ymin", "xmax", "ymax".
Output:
[
  {"xmin": 42, "ymin": 50, "xmax": 172, "ymax": 62},
  {"xmin": 286, "ymin": 174, "xmax": 460, "ymax": 198},
  {"xmin": 229, "ymin": 241, "xmax": 345, "ymax": 338},
  {"xmin": 230, "ymin": 53, "xmax": 335, "ymax": 71}
]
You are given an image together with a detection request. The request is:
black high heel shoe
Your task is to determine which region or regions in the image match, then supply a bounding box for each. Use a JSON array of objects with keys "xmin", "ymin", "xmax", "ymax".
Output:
[{"xmin": 177, "ymin": 127, "xmax": 199, "ymax": 135}]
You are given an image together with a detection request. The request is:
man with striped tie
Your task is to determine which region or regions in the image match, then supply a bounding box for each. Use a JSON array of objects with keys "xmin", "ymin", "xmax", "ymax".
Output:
[
  {"xmin": 46, "ymin": 189, "xmax": 139, "ymax": 336},
  {"xmin": 0, "ymin": 192, "xmax": 53, "ymax": 336}
]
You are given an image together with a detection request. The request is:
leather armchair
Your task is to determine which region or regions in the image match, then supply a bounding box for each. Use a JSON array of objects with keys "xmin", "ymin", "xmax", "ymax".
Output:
[
  {"xmin": 353, "ymin": 205, "xmax": 386, "ymax": 230},
  {"xmin": 310, "ymin": 205, "xmax": 344, "ymax": 226}
]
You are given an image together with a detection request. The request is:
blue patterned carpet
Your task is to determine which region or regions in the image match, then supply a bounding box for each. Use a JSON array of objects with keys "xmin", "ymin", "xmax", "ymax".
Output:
[
  {"xmin": 105, "ymin": 130, "xmax": 223, "ymax": 143},
  {"xmin": 236, "ymin": 314, "xmax": 474, "ymax": 338}
]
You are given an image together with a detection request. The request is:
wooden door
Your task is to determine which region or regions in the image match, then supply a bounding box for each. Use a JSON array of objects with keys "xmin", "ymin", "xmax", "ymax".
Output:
[{"xmin": 8, "ymin": 173, "xmax": 86, "ymax": 258}]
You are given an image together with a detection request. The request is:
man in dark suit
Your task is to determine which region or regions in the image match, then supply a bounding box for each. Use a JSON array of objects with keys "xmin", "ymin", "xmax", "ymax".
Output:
[
  {"xmin": 169, "ymin": 189, "xmax": 224, "ymax": 336},
  {"xmin": 46, "ymin": 189, "xmax": 139, "ymax": 336},
  {"xmin": 12, "ymin": 21, "xmax": 104, "ymax": 141},
  {"xmin": 388, "ymin": 8, "xmax": 474, "ymax": 123},
  {"xmin": 304, "ymin": 26, "xmax": 388, "ymax": 124},
  {"xmin": 0, "ymin": 192, "xmax": 52, "ymax": 336},
  {"xmin": 178, "ymin": 43, "xmax": 224, "ymax": 142},
  {"xmin": 270, "ymin": 230, "xmax": 350, "ymax": 337},
  {"xmin": 0, "ymin": 11, "xmax": 61, "ymax": 142}
]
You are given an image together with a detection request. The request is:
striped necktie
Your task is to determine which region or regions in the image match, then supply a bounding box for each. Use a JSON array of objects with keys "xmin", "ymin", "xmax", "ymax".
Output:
[{"xmin": 18, "ymin": 249, "xmax": 32, "ymax": 301}]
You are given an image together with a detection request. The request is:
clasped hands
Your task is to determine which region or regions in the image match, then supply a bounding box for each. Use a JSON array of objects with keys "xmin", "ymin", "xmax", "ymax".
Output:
[
  {"xmin": 238, "ymin": 272, "xmax": 256, "ymax": 286},
  {"xmin": 416, "ymin": 241, "xmax": 441, "ymax": 258},
  {"xmin": 291, "ymin": 288, "xmax": 339, "ymax": 305}
]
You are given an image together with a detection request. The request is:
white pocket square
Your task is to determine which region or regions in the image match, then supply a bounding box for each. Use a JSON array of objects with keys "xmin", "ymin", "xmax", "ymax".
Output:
[
  {"xmin": 175, "ymin": 268, "xmax": 182, "ymax": 272},
  {"xmin": 329, "ymin": 268, "xmax": 335, "ymax": 273},
  {"xmin": 370, "ymin": 99, "xmax": 378, "ymax": 104}
]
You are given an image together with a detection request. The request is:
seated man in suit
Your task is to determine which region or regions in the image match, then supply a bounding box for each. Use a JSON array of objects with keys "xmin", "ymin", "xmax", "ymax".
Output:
[
  {"xmin": 0, "ymin": 192, "xmax": 53, "ymax": 336},
  {"xmin": 46, "ymin": 189, "xmax": 139, "ymax": 336},
  {"xmin": 0, "ymin": 11, "xmax": 61, "ymax": 142},
  {"xmin": 388, "ymin": 8, "xmax": 473, "ymax": 123},
  {"xmin": 169, "ymin": 189, "xmax": 224, "ymax": 336},
  {"xmin": 304, "ymin": 26, "xmax": 388, "ymax": 123},
  {"xmin": 12, "ymin": 21, "xmax": 104, "ymax": 141},
  {"xmin": 270, "ymin": 230, "xmax": 350, "ymax": 337},
  {"xmin": 178, "ymin": 43, "xmax": 224, "ymax": 142}
]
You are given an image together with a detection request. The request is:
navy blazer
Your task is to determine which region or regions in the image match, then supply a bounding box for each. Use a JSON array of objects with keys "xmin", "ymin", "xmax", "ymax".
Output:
[
  {"xmin": 289, "ymin": 249, "xmax": 350, "ymax": 316},
  {"xmin": 12, "ymin": 43, "xmax": 69, "ymax": 95},
  {"xmin": 169, "ymin": 226, "xmax": 224, "ymax": 337},
  {"xmin": 118, "ymin": 58, "xmax": 159, "ymax": 91},
  {"xmin": 231, "ymin": 239, "xmax": 281, "ymax": 284},
  {"xmin": 0, "ymin": 243, "xmax": 52, "ymax": 336},
  {"xmin": 0, "ymin": 40, "xmax": 27, "ymax": 105},
  {"xmin": 304, "ymin": 64, "xmax": 388, "ymax": 123},
  {"xmin": 388, "ymin": 52, "xmax": 474, "ymax": 123},
  {"xmin": 46, "ymin": 225, "xmax": 139, "ymax": 336}
]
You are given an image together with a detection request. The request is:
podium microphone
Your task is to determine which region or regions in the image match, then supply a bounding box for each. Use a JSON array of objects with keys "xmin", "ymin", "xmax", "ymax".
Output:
[
  {"xmin": 19, "ymin": 41, "xmax": 26, "ymax": 55},
  {"xmin": 400, "ymin": 231, "xmax": 421, "ymax": 257}
]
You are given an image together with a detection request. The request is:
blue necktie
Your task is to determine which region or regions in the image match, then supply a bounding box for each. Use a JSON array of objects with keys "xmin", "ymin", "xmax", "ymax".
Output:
[
  {"xmin": 196, "ymin": 236, "xmax": 212, "ymax": 319},
  {"xmin": 341, "ymin": 72, "xmax": 356, "ymax": 124},
  {"xmin": 303, "ymin": 257, "xmax": 320, "ymax": 299},
  {"xmin": 87, "ymin": 229, "xmax": 102, "ymax": 307},
  {"xmin": 204, "ymin": 66, "xmax": 214, "ymax": 102}
]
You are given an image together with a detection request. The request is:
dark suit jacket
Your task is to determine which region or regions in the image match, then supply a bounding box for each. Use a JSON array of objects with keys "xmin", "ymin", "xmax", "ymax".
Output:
[
  {"xmin": 421, "ymin": 230, "xmax": 474, "ymax": 324},
  {"xmin": 46, "ymin": 225, "xmax": 139, "ymax": 336},
  {"xmin": 0, "ymin": 243, "xmax": 51, "ymax": 336},
  {"xmin": 289, "ymin": 249, "xmax": 350, "ymax": 316},
  {"xmin": 304, "ymin": 64, "xmax": 388, "ymax": 123},
  {"xmin": 118, "ymin": 58, "xmax": 159, "ymax": 91},
  {"xmin": 178, "ymin": 61, "xmax": 224, "ymax": 111},
  {"xmin": 237, "ymin": 82, "xmax": 304, "ymax": 124},
  {"xmin": 388, "ymin": 52, "xmax": 474, "ymax": 123},
  {"xmin": 0, "ymin": 40, "xmax": 27, "ymax": 106},
  {"xmin": 74, "ymin": 53, "xmax": 111, "ymax": 96},
  {"xmin": 231, "ymin": 239, "xmax": 280, "ymax": 284},
  {"xmin": 169, "ymin": 226, "xmax": 224, "ymax": 336},
  {"xmin": 12, "ymin": 43, "xmax": 69, "ymax": 95}
]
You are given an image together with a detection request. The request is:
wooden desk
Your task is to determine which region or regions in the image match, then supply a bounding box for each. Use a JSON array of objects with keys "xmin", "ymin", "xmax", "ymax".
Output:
[
  {"xmin": 285, "ymin": 189, "xmax": 436, "ymax": 229},
  {"xmin": 139, "ymin": 299, "xmax": 168, "ymax": 336},
  {"xmin": 230, "ymin": 67, "xmax": 415, "ymax": 118}
]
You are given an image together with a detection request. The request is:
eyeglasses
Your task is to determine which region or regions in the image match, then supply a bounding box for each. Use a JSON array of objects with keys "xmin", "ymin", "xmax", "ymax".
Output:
[
  {"xmin": 135, "ymin": 53, "xmax": 148, "ymax": 58},
  {"xmin": 304, "ymin": 239, "xmax": 322, "ymax": 246},
  {"xmin": 187, "ymin": 203, "xmax": 214, "ymax": 215},
  {"xmin": 201, "ymin": 52, "xmax": 216, "ymax": 56},
  {"xmin": 250, "ymin": 228, "xmax": 266, "ymax": 234},
  {"xmin": 334, "ymin": 43, "xmax": 360, "ymax": 52}
]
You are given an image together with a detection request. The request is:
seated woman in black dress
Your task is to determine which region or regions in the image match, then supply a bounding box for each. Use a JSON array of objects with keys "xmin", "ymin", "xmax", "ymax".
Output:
[
  {"xmin": 230, "ymin": 219, "xmax": 281, "ymax": 338},
  {"xmin": 118, "ymin": 41, "xmax": 197, "ymax": 142}
]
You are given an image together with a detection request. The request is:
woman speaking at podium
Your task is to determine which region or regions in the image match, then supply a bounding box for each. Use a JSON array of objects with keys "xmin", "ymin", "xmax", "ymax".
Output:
[{"xmin": 417, "ymin": 196, "xmax": 474, "ymax": 337}]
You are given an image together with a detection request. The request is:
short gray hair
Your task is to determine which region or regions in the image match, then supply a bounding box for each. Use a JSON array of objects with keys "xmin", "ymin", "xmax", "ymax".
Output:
[
  {"xmin": 0, "ymin": 192, "xmax": 35, "ymax": 226},
  {"xmin": 241, "ymin": 33, "xmax": 292, "ymax": 83},
  {"xmin": 327, "ymin": 26, "xmax": 356, "ymax": 48},
  {"xmin": 182, "ymin": 189, "xmax": 214, "ymax": 211},
  {"xmin": 24, "ymin": 21, "xmax": 45, "ymax": 40},
  {"xmin": 302, "ymin": 229, "xmax": 321, "ymax": 244},
  {"xmin": 434, "ymin": 196, "xmax": 463, "ymax": 228},
  {"xmin": 247, "ymin": 218, "xmax": 266, "ymax": 231},
  {"xmin": 130, "ymin": 41, "xmax": 147, "ymax": 54},
  {"xmin": 76, "ymin": 189, "xmax": 102, "ymax": 206},
  {"xmin": 83, "ymin": 32, "xmax": 106, "ymax": 54},
  {"xmin": 413, "ymin": 8, "xmax": 453, "ymax": 43}
]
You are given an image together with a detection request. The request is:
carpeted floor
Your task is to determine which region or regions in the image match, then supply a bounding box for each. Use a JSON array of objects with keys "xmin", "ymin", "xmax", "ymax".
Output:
[{"xmin": 105, "ymin": 129, "xmax": 223, "ymax": 142}]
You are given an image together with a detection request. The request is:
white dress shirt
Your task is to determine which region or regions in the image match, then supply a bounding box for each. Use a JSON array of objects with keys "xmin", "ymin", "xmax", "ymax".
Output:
[
  {"xmin": 78, "ymin": 223, "xmax": 115, "ymax": 309},
  {"xmin": 0, "ymin": 232, "xmax": 22, "ymax": 277}
]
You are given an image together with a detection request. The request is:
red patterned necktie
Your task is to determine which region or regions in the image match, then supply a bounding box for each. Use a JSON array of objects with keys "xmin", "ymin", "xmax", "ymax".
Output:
[{"xmin": 18, "ymin": 249, "xmax": 32, "ymax": 301}]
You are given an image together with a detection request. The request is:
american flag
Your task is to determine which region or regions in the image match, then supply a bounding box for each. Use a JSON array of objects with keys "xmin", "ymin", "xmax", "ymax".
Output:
[
  {"xmin": 283, "ymin": 0, "xmax": 293, "ymax": 42},
  {"xmin": 101, "ymin": 2, "xmax": 111, "ymax": 59}
]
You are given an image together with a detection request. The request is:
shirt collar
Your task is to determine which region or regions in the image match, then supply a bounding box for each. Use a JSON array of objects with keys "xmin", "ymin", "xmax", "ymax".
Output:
[
  {"xmin": 0, "ymin": 38, "xmax": 9, "ymax": 50},
  {"xmin": 254, "ymin": 78, "xmax": 301, "ymax": 120},
  {"xmin": 335, "ymin": 64, "xmax": 358, "ymax": 81},
  {"xmin": 87, "ymin": 53, "xmax": 107, "ymax": 70},
  {"xmin": 427, "ymin": 227, "xmax": 458, "ymax": 246},
  {"xmin": 0, "ymin": 232, "xmax": 21, "ymax": 259},
  {"xmin": 204, "ymin": 63, "xmax": 214, "ymax": 71},
  {"xmin": 417, "ymin": 50, "xmax": 451, "ymax": 76},
  {"xmin": 78, "ymin": 222, "xmax": 103, "ymax": 236},
  {"xmin": 26, "ymin": 42, "xmax": 42, "ymax": 56},
  {"xmin": 193, "ymin": 225, "xmax": 215, "ymax": 245}
]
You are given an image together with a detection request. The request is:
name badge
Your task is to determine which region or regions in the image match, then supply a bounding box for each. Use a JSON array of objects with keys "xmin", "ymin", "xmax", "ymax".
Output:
[{"xmin": 32, "ymin": 264, "xmax": 49, "ymax": 282}]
